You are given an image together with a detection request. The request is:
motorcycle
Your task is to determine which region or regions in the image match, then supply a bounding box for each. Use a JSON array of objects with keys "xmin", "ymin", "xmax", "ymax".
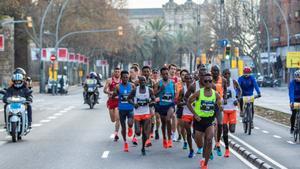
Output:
[
  {"xmin": 5, "ymin": 95, "xmax": 31, "ymax": 142},
  {"xmin": 85, "ymin": 79, "xmax": 98, "ymax": 109}
]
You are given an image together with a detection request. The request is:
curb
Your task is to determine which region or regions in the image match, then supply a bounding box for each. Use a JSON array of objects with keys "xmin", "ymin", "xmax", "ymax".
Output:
[{"xmin": 229, "ymin": 139, "xmax": 274, "ymax": 169}]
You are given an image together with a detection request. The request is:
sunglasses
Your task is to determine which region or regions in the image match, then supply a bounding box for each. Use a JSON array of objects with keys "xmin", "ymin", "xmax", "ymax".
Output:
[{"xmin": 204, "ymin": 80, "xmax": 212, "ymax": 84}]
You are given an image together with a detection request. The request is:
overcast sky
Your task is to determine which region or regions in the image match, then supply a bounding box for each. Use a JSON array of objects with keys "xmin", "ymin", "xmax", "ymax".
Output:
[{"xmin": 127, "ymin": 0, "xmax": 193, "ymax": 8}]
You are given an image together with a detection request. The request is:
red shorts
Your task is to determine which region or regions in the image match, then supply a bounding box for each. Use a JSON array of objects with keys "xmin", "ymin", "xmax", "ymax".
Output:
[
  {"xmin": 134, "ymin": 114, "xmax": 152, "ymax": 121},
  {"xmin": 107, "ymin": 99, "xmax": 118, "ymax": 110},
  {"xmin": 223, "ymin": 110, "xmax": 237, "ymax": 124},
  {"xmin": 181, "ymin": 115, "xmax": 193, "ymax": 123}
]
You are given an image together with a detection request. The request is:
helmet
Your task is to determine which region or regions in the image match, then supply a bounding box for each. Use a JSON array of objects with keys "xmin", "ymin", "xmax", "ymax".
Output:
[
  {"xmin": 12, "ymin": 73, "xmax": 24, "ymax": 88},
  {"xmin": 89, "ymin": 72, "xmax": 97, "ymax": 79},
  {"xmin": 295, "ymin": 69, "xmax": 300, "ymax": 78},
  {"xmin": 243, "ymin": 67, "xmax": 252, "ymax": 75},
  {"xmin": 13, "ymin": 67, "xmax": 26, "ymax": 77}
]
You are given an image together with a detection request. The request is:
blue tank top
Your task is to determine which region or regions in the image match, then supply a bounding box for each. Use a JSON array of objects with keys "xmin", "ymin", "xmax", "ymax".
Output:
[
  {"xmin": 159, "ymin": 80, "xmax": 175, "ymax": 106},
  {"xmin": 118, "ymin": 83, "xmax": 133, "ymax": 111}
]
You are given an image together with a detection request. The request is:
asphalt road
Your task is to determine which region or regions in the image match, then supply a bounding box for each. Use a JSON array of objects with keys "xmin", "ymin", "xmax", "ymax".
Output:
[{"xmin": 0, "ymin": 88, "xmax": 255, "ymax": 169}]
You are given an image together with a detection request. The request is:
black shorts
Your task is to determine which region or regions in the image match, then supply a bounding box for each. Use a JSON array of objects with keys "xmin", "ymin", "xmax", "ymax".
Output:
[
  {"xmin": 176, "ymin": 107, "xmax": 183, "ymax": 119},
  {"xmin": 193, "ymin": 117, "xmax": 214, "ymax": 132},
  {"xmin": 158, "ymin": 104, "xmax": 175, "ymax": 116},
  {"xmin": 119, "ymin": 110, "xmax": 133, "ymax": 126},
  {"xmin": 154, "ymin": 103, "xmax": 160, "ymax": 113}
]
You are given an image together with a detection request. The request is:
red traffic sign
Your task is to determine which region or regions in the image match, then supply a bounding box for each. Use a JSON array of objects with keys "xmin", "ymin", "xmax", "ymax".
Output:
[
  {"xmin": 50, "ymin": 54, "xmax": 56, "ymax": 61},
  {"xmin": 0, "ymin": 34, "xmax": 4, "ymax": 51}
]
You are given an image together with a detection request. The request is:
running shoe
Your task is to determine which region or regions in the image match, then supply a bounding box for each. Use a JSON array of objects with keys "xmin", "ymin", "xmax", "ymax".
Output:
[
  {"xmin": 172, "ymin": 132, "xmax": 176, "ymax": 141},
  {"xmin": 124, "ymin": 142, "xmax": 129, "ymax": 152},
  {"xmin": 114, "ymin": 134, "xmax": 119, "ymax": 142},
  {"xmin": 183, "ymin": 142, "xmax": 188, "ymax": 149},
  {"xmin": 215, "ymin": 146, "xmax": 222, "ymax": 156},
  {"xmin": 176, "ymin": 134, "xmax": 182, "ymax": 142},
  {"xmin": 132, "ymin": 136, "xmax": 138, "ymax": 145},
  {"xmin": 202, "ymin": 164, "xmax": 208, "ymax": 169},
  {"xmin": 150, "ymin": 133, "xmax": 154, "ymax": 139},
  {"xmin": 141, "ymin": 148, "xmax": 146, "ymax": 156},
  {"xmin": 128, "ymin": 127, "xmax": 133, "ymax": 137},
  {"xmin": 145, "ymin": 139, "xmax": 152, "ymax": 147},
  {"xmin": 168, "ymin": 139, "xmax": 173, "ymax": 148},
  {"xmin": 155, "ymin": 130, "xmax": 159, "ymax": 140},
  {"xmin": 210, "ymin": 152, "xmax": 214, "ymax": 160},
  {"xmin": 196, "ymin": 147, "xmax": 203, "ymax": 154},
  {"xmin": 200, "ymin": 160, "xmax": 205, "ymax": 168},
  {"xmin": 163, "ymin": 139, "xmax": 168, "ymax": 149},
  {"xmin": 224, "ymin": 149, "xmax": 230, "ymax": 158},
  {"xmin": 188, "ymin": 150, "xmax": 194, "ymax": 158}
]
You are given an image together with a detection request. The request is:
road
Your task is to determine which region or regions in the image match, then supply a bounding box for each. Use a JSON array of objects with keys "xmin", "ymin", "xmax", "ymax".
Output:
[{"xmin": 0, "ymin": 88, "xmax": 256, "ymax": 169}]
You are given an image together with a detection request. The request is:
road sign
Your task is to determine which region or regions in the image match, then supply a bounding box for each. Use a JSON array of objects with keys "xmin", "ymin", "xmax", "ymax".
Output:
[
  {"xmin": 218, "ymin": 39, "xmax": 228, "ymax": 47},
  {"xmin": 75, "ymin": 53, "xmax": 80, "ymax": 62},
  {"xmin": 287, "ymin": 52, "xmax": 300, "ymax": 68},
  {"xmin": 0, "ymin": 34, "xmax": 4, "ymax": 51},
  {"xmin": 30, "ymin": 48, "xmax": 39, "ymax": 60},
  {"xmin": 50, "ymin": 54, "xmax": 56, "ymax": 62},
  {"xmin": 57, "ymin": 48, "xmax": 68, "ymax": 62},
  {"xmin": 96, "ymin": 60, "xmax": 108, "ymax": 67},
  {"xmin": 79, "ymin": 55, "xmax": 84, "ymax": 63},
  {"xmin": 68, "ymin": 53, "xmax": 75, "ymax": 62}
]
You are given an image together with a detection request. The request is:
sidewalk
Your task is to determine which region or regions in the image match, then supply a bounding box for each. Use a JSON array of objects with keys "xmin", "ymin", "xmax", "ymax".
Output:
[{"xmin": 255, "ymin": 87, "xmax": 291, "ymax": 115}]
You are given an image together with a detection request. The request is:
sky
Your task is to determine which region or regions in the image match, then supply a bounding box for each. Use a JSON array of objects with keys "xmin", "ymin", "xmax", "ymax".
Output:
[{"xmin": 127, "ymin": 0, "xmax": 194, "ymax": 9}]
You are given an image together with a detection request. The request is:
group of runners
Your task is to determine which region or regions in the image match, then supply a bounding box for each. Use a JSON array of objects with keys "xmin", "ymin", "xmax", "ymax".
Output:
[{"xmin": 103, "ymin": 63, "xmax": 243, "ymax": 169}]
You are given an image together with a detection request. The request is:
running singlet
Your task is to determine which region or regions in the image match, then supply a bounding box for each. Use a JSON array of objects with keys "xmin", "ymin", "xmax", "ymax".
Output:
[
  {"xmin": 182, "ymin": 84, "xmax": 194, "ymax": 116},
  {"xmin": 134, "ymin": 86, "xmax": 150, "ymax": 115},
  {"xmin": 170, "ymin": 76, "xmax": 179, "ymax": 84},
  {"xmin": 109, "ymin": 78, "xmax": 119, "ymax": 96},
  {"xmin": 159, "ymin": 80, "xmax": 175, "ymax": 106},
  {"xmin": 118, "ymin": 83, "xmax": 133, "ymax": 111},
  {"xmin": 223, "ymin": 79, "xmax": 237, "ymax": 111},
  {"xmin": 215, "ymin": 76, "xmax": 223, "ymax": 99},
  {"xmin": 194, "ymin": 88, "xmax": 216, "ymax": 118}
]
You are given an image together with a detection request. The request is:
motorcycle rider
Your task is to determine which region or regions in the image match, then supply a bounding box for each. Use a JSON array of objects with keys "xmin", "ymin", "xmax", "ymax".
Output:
[
  {"xmin": 83, "ymin": 72, "xmax": 99, "ymax": 104},
  {"xmin": 3, "ymin": 71, "xmax": 33, "ymax": 128}
]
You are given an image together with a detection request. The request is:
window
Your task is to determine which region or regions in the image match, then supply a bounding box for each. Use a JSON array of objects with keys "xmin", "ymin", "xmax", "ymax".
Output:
[{"xmin": 295, "ymin": 10, "xmax": 300, "ymax": 18}]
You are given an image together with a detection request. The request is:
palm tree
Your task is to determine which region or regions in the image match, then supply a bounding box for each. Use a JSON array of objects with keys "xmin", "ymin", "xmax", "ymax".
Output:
[
  {"xmin": 173, "ymin": 30, "xmax": 192, "ymax": 67},
  {"xmin": 146, "ymin": 18, "xmax": 172, "ymax": 67}
]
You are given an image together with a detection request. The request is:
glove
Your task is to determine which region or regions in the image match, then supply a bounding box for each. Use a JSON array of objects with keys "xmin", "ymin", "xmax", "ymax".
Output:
[{"xmin": 257, "ymin": 94, "xmax": 261, "ymax": 98}]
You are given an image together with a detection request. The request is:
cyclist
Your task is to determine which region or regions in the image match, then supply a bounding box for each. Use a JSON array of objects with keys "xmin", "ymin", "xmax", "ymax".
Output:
[
  {"xmin": 222, "ymin": 69, "xmax": 241, "ymax": 157},
  {"xmin": 289, "ymin": 69, "xmax": 300, "ymax": 134},
  {"xmin": 187, "ymin": 72, "xmax": 222, "ymax": 169},
  {"xmin": 238, "ymin": 67, "xmax": 261, "ymax": 128}
]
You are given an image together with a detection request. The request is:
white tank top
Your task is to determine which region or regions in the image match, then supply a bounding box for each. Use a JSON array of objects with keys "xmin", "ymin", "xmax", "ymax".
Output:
[
  {"xmin": 183, "ymin": 84, "xmax": 194, "ymax": 116},
  {"xmin": 223, "ymin": 79, "xmax": 238, "ymax": 110},
  {"xmin": 195, "ymin": 81, "xmax": 201, "ymax": 92},
  {"xmin": 134, "ymin": 86, "xmax": 150, "ymax": 115}
]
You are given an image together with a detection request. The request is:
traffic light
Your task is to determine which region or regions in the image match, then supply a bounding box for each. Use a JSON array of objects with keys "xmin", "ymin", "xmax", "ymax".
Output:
[
  {"xmin": 26, "ymin": 16, "xmax": 33, "ymax": 28},
  {"xmin": 225, "ymin": 46, "xmax": 231, "ymax": 59},
  {"xmin": 118, "ymin": 26, "xmax": 123, "ymax": 36}
]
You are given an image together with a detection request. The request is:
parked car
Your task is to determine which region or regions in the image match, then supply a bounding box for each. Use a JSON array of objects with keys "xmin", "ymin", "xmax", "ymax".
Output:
[{"xmin": 257, "ymin": 75, "xmax": 281, "ymax": 87}]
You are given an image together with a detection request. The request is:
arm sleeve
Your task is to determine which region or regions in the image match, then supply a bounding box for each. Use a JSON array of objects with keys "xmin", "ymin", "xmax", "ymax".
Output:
[
  {"xmin": 252, "ymin": 77, "xmax": 261, "ymax": 94},
  {"xmin": 289, "ymin": 80, "xmax": 295, "ymax": 104}
]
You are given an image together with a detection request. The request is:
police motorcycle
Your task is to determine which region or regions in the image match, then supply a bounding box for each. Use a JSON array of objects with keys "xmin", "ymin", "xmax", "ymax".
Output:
[
  {"xmin": 85, "ymin": 78, "xmax": 98, "ymax": 109},
  {"xmin": 0, "ymin": 89, "xmax": 32, "ymax": 142}
]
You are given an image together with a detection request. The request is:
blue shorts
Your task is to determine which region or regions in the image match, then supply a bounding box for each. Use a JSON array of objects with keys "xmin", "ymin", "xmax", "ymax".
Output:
[{"xmin": 119, "ymin": 110, "xmax": 133, "ymax": 126}]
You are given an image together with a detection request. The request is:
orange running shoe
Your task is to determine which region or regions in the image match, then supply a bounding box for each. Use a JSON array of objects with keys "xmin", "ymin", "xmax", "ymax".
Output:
[
  {"xmin": 200, "ymin": 160, "xmax": 205, "ymax": 168},
  {"xmin": 168, "ymin": 140, "xmax": 173, "ymax": 148},
  {"xmin": 132, "ymin": 136, "xmax": 138, "ymax": 145},
  {"xmin": 124, "ymin": 142, "xmax": 129, "ymax": 152},
  {"xmin": 128, "ymin": 127, "xmax": 133, "ymax": 137},
  {"xmin": 145, "ymin": 139, "xmax": 152, "ymax": 147},
  {"xmin": 202, "ymin": 164, "xmax": 208, "ymax": 169},
  {"xmin": 163, "ymin": 139, "xmax": 168, "ymax": 149},
  {"xmin": 224, "ymin": 149, "xmax": 230, "ymax": 158}
]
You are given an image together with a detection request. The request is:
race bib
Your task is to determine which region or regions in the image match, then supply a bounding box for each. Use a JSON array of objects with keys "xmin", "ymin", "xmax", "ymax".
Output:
[
  {"xmin": 200, "ymin": 100, "xmax": 215, "ymax": 113},
  {"xmin": 162, "ymin": 94, "xmax": 173, "ymax": 102}
]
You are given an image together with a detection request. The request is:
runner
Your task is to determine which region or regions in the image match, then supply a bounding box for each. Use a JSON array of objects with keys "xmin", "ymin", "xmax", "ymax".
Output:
[
  {"xmin": 129, "ymin": 66, "xmax": 139, "ymax": 85},
  {"xmin": 103, "ymin": 67, "xmax": 121, "ymax": 141},
  {"xmin": 211, "ymin": 65, "xmax": 227, "ymax": 156},
  {"xmin": 187, "ymin": 72, "xmax": 222, "ymax": 169},
  {"xmin": 154, "ymin": 67, "xmax": 176, "ymax": 148},
  {"xmin": 168, "ymin": 64, "xmax": 179, "ymax": 141},
  {"xmin": 175, "ymin": 69, "xmax": 189, "ymax": 143},
  {"xmin": 222, "ymin": 69, "xmax": 241, "ymax": 158},
  {"xmin": 152, "ymin": 68, "xmax": 161, "ymax": 140},
  {"xmin": 185, "ymin": 66, "xmax": 208, "ymax": 154},
  {"xmin": 112, "ymin": 70, "xmax": 135, "ymax": 152},
  {"xmin": 178, "ymin": 73, "xmax": 195, "ymax": 158},
  {"xmin": 128, "ymin": 76, "xmax": 155, "ymax": 155}
]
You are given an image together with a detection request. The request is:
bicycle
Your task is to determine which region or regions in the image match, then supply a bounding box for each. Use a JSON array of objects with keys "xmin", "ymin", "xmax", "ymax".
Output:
[
  {"xmin": 242, "ymin": 95, "xmax": 258, "ymax": 135},
  {"xmin": 293, "ymin": 103, "xmax": 300, "ymax": 142}
]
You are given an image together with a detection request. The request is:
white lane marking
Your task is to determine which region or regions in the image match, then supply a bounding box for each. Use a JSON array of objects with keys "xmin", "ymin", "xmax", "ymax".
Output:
[
  {"xmin": 54, "ymin": 113, "xmax": 63, "ymax": 116},
  {"xmin": 262, "ymin": 130, "xmax": 269, "ymax": 134},
  {"xmin": 254, "ymin": 127, "xmax": 260, "ymax": 130},
  {"xmin": 287, "ymin": 141, "xmax": 296, "ymax": 145},
  {"xmin": 40, "ymin": 119, "xmax": 51, "ymax": 123},
  {"xmin": 273, "ymin": 135, "xmax": 282, "ymax": 139},
  {"xmin": 48, "ymin": 116, "xmax": 57, "ymax": 120},
  {"xmin": 101, "ymin": 151, "xmax": 110, "ymax": 158},
  {"xmin": 220, "ymin": 142, "xmax": 257, "ymax": 169},
  {"xmin": 110, "ymin": 134, "xmax": 115, "ymax": 139},
  {"xmin": 255, "ymin": 115, "xmax": 289, "ymax": 129},
  {"xmin": 32, "ymin": 123, "xmax": 42, "ymax": 127},
  {"xmin": 0, "ymin": 129, "xmax": 5, "ymax": 132},
  {"xmin": 229, "ymin": 133, "xmax": 288, "ymax": 169},
  {"xmin": 59, "ymin": 110, "xmax": 67, "ymax": 113}
]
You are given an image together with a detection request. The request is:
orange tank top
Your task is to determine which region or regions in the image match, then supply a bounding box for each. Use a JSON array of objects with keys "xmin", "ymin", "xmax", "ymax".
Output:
[{"xmin": 215, "ymin": 76, "xmax": 223, "ymax": 98}]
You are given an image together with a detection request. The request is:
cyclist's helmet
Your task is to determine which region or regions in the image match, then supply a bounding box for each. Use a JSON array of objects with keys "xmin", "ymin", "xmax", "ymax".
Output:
[
  {"xmin": 13, "ymin": 67, "xmax": 26, "ymax": 79},
  {"xmin": 12, "ymin": 73, "xmax": 24, "ymax": 88},
  {"xmin": 295, "ymin": 69, "xmax": 300, "ymax": 78},
  {"xmin": 243, "ymin": 67, "xmax": 252, "ymax": 75}
]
